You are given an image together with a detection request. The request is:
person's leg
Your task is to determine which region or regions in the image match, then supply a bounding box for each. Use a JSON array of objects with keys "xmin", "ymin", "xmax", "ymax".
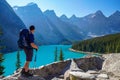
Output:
[
  {"xmin": 23, "ymin": 61, "xmax": 30, "ymax": 72},
  {"xmin": 21, "ymin": 48, "xmax": 33, "ymax": 76},
  {"xmin": 22, "ymin": 48, "xmax": 30, "ymax": 72}
]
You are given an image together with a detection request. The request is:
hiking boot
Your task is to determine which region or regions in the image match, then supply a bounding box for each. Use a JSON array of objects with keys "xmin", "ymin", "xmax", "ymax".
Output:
[
  {"xmin": 21, "ymin": 68, "xmax": 25, "ymax": 74},
  {"xmin": 24, "ymin": 71, "xmax": 33, "ymax": 77},
  {"xmin": 21, "ymin": 68, "xmax": 33, "ymax": 77}
]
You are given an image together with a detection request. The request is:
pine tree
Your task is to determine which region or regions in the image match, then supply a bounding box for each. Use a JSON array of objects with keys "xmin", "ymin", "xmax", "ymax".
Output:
[
  {"xmin": 59, "ymin": 48, "xmax": 64, "ymax": 61},
  {"xmin": 0, "ymin": 27, "xmax": 3, "ymax": 35},
  {"xmin": 0, "ymin": 54, "xmax": 5, "ymax": 75},
  {"xmin": 0, "ymin": 27, "xmax": 2, "ymax": 49},
  {"xmin": 54, "ymin": 47, "xmax": 58, "ymax": 62},
  {"xmin": 0, "ymin": 27, "xmax": 5, "ymax": 75},
  {"xmin": 116, "ymin": 40, "xmax": 120, "ymax": 53},
  {"xmin": 16, "ymin": 50, "xmax": 21, "ymax": 70},
  {"xmin": 106, "ymin": 43, "xmax": 110, "ymax": 53}
]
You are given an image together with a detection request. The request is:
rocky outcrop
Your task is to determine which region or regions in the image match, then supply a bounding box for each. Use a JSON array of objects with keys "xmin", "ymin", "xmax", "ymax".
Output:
[
  {"xmin": 69, "ymin": 71, "xmax": 96, "ymax": 80},
  {"xmin": 102, "ymin": 53, "xmax": 120, "ymax": 79},
  {"xmin": 31, "ymin": 60, "xmax": 71, "ymax": 79},
  {"xmin": 74, "ymin": 57, "xmax": 104, "ymax": 71},
  {"xmin": 3, "ymin": 75, "xmax": 45, "ymax": 80},
  {"xmin": 64, "ymin": 59, "xmax": 84, "ymax": 80},
  {"xmin": 3, "ymin": 54, "xmax": 120, "ymax": 80},
  {"xmin": 3, "ymin": 60, "xmax": 71, "ymax": 80},
  {"xmin": 69, "ymin": 53, "xmax": 120, "ymax": 80},
  {"xmin": 2, "ymin": 70, "xmax": 45, "ymax": 80}
]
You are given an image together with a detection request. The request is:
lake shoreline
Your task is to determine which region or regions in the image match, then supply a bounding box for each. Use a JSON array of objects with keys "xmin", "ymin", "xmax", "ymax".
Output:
[
  {"xmin": 69, "ymin": 48, "xmax": 96, "ymax": 54},
  {"xmin": 69, "ymin": 48, "xmax": 103, "ymax": 57}
]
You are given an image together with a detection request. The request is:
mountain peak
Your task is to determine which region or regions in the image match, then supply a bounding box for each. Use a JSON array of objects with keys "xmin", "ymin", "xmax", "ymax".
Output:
[
  {"xmin": 109, "ymin": 10, "xmax": 120, "ymax": 19},
  {"xmin": 60, "ymin": 15, "xmax": 69, "ymax": 21},
  {"xmin": 70, "ymin": 15, "xmax": 77, "ymax": 18},
  {"xmin": 13, "ymin": 2, "xmax": 39, "ymax": 10},
  {"xmin": 26, "ymin": 2, "xmax": 38, "ymax": 8},
  {"xmin": 45, "ymin": 10, "xmax": 55, "ymax": 13},
  {"xmin": 84, "ymin": 10, "xmax": 106, "ymax": 19},
  {"xmin": 13, "ymin": 2, "xmax": 42, "ymax": 13},
  {"xmin": 88, "ymin": 10, "xmax": 106, "ymax": 18},
  {"xmin": 115, "ymin": 10, "xmax": 120, "ymax": 13},
  {"xmin": 113, "ymin": 10, "xmax": 120, "ymax": 15},
  {"xmin": 70, "ymin": 15, "xmax": 78, "ymax": 20},
  {"xmin": 60, "ymin": 15, "xmax": 68, "ymax": 19},
  {"xmin": 27, "ymin": 2, "xmax": 37, "ymax": 6},
  {"xmin": 95, "ymin": 10, "xmax": 104, "ymax": 15},
  {"xmin": 44, "ymin": 10, "xmax": 57, "ymax": 16}
]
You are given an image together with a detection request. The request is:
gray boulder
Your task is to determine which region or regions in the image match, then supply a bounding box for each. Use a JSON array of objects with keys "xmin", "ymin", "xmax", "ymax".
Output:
[
  {"xmin": 64, "ymin": 59, "xmax": 83, "ymax": 80},
  {"xmin": 74, "ymin": 57, "xmax": 104, "ymax": 71},
  {"xmin": 97, "ymin": 74, "xmax": 109, "ymax": 79},
  {"xmin": 102, "ymin": 53, "xmax": 120, "ymax": 77},
  {"xmin": 69, "ymin": 72, "xmax": 95, "ymax": 80}
]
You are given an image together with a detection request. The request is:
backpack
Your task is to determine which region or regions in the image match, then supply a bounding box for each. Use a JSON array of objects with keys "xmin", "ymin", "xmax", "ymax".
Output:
[{"xmin": 17, "ymin": 29, "xmax": 30, "ymax": 49}]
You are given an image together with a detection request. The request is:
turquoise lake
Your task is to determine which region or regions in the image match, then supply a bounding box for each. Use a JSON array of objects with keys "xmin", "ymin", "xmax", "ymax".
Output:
[{"xmin": 3, "ymin": 45, "xmax": 86, "ymax": 76}]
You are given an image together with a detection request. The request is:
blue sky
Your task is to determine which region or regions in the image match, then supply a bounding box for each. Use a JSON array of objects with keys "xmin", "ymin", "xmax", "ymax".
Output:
[{"xmin": 6, "ymin": 0, "xmax": 120, "ymax": 17}]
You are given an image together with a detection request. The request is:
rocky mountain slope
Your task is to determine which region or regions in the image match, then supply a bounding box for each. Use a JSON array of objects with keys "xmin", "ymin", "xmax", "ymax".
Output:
[
  {"xmin": 13, "ymin": 3, "xmax": 84, "ymax": 44},
  {"xmin": 60, "ymin": 10, "xmax": 120, "ymax": 37},
  {"xmin": 0, "ymin": 0, "xmax": 26, "ymax": 53}
]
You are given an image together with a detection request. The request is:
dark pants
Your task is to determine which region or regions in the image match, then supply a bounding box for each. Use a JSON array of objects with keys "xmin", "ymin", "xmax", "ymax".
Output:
[{"xmin": 24, "ymin": 48, "xmax": 33, "ymax": 62}]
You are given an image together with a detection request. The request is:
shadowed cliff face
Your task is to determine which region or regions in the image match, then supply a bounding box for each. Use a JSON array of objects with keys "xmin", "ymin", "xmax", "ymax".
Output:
[{"xmin": 0, "ymin": 0, "xmax": 26, "ymax": 53}]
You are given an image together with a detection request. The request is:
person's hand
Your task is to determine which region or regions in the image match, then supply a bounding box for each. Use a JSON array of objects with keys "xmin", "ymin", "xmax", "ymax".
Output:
[{"xmin": 35, "ymin": 48, "xmax": 38, "ymax": 51}]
